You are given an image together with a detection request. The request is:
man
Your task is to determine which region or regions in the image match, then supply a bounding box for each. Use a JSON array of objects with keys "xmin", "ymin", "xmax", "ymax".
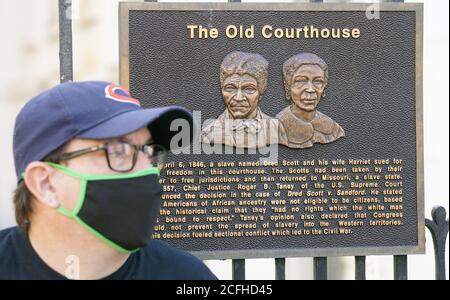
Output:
[
  {"xmin": 0, "ymin": 81, "xmax": 217, "ymax": 280},
  {"xmin": 276, "ymin": 53, "xmax": 345, "ymax": 148},
  {"xmin": 201, "ymin": 51, "xmax": 279, "ymax": 148}
]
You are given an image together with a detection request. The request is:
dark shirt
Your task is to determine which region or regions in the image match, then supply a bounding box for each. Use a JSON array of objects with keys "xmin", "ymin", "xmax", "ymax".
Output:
[{"xmin": 0, "ymin": 227, "xmax": 217, "ymax": 280}]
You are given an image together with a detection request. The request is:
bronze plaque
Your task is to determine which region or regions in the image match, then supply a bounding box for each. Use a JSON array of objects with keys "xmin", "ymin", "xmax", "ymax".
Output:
[{"xmin": 119, "ymin": 3, "xmax": 424, "ymax": 259}]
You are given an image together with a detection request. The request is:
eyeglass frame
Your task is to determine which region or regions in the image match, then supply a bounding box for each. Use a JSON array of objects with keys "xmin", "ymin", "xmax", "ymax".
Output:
[{"xmin": 54, "ymin": 141, "xmax": 167, "ymax": 172}]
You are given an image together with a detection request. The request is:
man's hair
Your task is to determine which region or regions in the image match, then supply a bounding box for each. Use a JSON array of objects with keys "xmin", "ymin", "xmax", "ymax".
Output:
[
  {"xmin": 283, "ymin": 53, "xmax": 328, "ymax": 101},
  {"xmin": 13, "ymin": 145, "xmax": 66, "ymax": 232},
  {"xmin": 220, "ymin": 51, "xmax": 269, "ymax": 94}
]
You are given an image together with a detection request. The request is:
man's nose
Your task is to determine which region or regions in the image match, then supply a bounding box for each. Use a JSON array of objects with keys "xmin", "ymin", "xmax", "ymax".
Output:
[
  {"xmin": 133, "ymin": 151, "xmax": 153, "ymax": 171},
  {"xmin": 234, "ymin": 88, "xmax": 245, "ymax": 101}
]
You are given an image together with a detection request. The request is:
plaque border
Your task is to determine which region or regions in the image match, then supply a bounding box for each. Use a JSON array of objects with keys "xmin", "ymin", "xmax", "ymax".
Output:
[{"xmin": 119, "ymin": 2, "xmax": 424, "ymax": 260}]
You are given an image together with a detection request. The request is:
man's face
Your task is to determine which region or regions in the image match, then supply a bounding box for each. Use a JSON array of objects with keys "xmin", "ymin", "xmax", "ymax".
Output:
[
  {"xmin": 54, "ymin": 127, "xmax": 152, "ymax": 212},
  {"xmin": 290, "ymin": 64, "xmax": 326, "ymax": 112},
  {"xmin": 222, "ymin": 74, "xmax": 260, "ymax": 119}
]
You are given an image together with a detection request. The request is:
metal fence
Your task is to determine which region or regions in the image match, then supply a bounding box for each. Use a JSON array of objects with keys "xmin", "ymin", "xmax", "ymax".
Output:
[{"xmin": 58, "ymin": 0, "xmax": 449, "ymax": 280}]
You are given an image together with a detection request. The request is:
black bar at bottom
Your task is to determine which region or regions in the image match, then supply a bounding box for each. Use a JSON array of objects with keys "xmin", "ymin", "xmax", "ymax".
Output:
[
  {"xmin": 394, "ymin": 255, "xmax": 408, "ymax": 280},
  {"xmin": 313, "ymin": 257, "xmax": 327, "ymax": 280},
  {"xmin": 232, "ymin": 259, "xmax": 245, "ymax": 280}
]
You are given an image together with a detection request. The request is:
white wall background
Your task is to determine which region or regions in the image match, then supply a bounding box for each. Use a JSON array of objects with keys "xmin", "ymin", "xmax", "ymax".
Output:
[{"xmin": 0, "ymin": 0, "xmax": 448, "ymax": 280}]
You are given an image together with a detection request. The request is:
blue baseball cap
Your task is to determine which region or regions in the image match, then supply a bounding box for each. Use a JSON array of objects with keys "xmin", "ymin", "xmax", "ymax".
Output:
[{"xmin": 13, "ymin": 81, "xmax": 193, "ymax": 181}]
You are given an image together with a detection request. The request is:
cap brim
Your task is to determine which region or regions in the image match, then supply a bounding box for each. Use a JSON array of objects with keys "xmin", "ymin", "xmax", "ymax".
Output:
[{"xmin": 77, "ymin": 106, "xmax": 193, "ymax": 150}]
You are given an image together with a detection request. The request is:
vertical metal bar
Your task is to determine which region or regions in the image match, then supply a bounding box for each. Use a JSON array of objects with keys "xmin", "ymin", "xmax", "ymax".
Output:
[
  {"xmin": 275, "ymin": 258, "xmax": 285, "ymax": 280},
  {"xmin": 426, "ymin": 207, "xmax": 449, "ymax": 280},
  {"xmin": 310, "ymin": 0, "xmax": 325, "ymax": 280},
  {"xmin": 58, "ymin": 0, "xmax": 73, "ymax": 83},
  {"xmin": 232, "ymin": 259, "xmax": 246, "ymax": 280},
  {"xmin": 394, "ymin": 256, "xmax": 408, "ymax": 280},
  {"xmin": 313, "ymin": 257, "xmax": 327, "ymax": 280},
  {"xmin": 385, "ymin": 0, "xmax": 409, "ymax": 282},
  {"xmin": 227, "ymin": 0, "xmax": 243, "ymax": 281},
  {"xmin": 355, "ymin": 256, "xmax": 366, "ymax": 280}
]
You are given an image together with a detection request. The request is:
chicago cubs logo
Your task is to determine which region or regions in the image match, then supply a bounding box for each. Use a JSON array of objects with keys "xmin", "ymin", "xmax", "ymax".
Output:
[{"xmin": 104, "ymin": 84, "xmax": 141, "ymax": 106}]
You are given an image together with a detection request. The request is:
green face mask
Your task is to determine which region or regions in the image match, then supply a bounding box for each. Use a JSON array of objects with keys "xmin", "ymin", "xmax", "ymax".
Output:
[{"xmin": 44, "ymin": 163, "xmax": 163, "ymax": 253}]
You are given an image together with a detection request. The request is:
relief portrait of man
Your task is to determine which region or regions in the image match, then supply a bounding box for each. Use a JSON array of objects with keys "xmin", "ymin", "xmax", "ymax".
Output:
[
  {"xmin": 200, "ymin": 51, "xmax": 280, "ymax": 148},
  {"xmin": 276, "ymin": 53, "xmax": 345, "ymax": 149}
]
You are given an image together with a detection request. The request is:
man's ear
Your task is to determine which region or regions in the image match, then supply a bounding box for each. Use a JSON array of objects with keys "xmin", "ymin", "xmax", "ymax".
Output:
[{"xmin": 23, "ymin": 162, "xmax": 60, "ymax": 208}]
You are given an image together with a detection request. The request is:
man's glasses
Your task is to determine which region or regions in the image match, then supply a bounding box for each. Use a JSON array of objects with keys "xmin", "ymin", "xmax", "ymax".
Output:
[{"xmin": 57, "ymin": 141, "xmax": 167, "ymax": 172}]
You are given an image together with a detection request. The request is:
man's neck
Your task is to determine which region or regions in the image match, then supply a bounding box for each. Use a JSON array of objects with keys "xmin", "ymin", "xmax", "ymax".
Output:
[
  {"xmin": 28, "ymin": 217, "xmax": 130, "ymax": 280},
  {"xmin": 226, "ymin": 108, "xmax": 259, "ymax": 120},
  {"xmin": 246, "ymin": 108, "xmax": 259, "ymax": 119}
]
